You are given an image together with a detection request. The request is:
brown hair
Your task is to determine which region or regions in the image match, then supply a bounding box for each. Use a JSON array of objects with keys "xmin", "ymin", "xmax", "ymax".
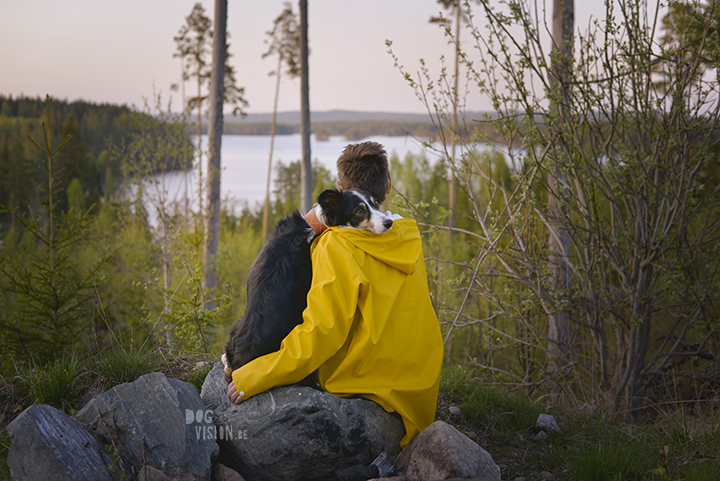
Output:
[{"xmin": 336, "ymin": 141, "xmax": 391, "ymax": 203}]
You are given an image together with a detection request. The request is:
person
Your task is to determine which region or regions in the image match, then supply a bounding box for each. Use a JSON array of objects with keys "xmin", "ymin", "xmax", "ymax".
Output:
[{"xmin": 227, "ymin": 141, "xmax": 443, "ymax": 447}]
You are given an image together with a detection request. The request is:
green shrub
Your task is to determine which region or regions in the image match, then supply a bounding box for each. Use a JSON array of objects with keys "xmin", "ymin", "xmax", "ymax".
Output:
[{"xmin": 12, "ymin": 353, "xmax": 85, "ymax": 412}]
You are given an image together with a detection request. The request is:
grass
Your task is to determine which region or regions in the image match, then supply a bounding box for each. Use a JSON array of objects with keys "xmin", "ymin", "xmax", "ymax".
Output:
[
  {"xmin": 11, "ymin": 353, "xmax": 86, "ymax": 413},
  {"xmin": 436, "ymin": 365, "xmax": 720, "ymax": 480},
  {"xmin": 91, "ymin": 345, "xmax": 158, "ymax": 391}
]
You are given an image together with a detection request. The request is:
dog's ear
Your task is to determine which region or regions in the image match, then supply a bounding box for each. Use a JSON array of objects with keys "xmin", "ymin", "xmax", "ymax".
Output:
[{"xmin": 317, "ymin": 189, "xmax": 343, "ymax": 214}]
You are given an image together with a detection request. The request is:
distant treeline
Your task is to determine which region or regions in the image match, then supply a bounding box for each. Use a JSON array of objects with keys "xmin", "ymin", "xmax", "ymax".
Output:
[
  {"xmin": 219, "ymin": 119, "xmax": 436, "ymax": 139},
  {"xmin": 217, "ymin": 120, "xmax": 510, "ymax": 140},
  {"xmin": 0, "ymin": 94, "xmax": 134, "ymax": 157},
  {"xmin": 219, "ymin": 118, "xmax": 504, "ymax": 142},
  {"xmin": 0, "ymin": 94, "xmax": 190, "ymax": 224}
]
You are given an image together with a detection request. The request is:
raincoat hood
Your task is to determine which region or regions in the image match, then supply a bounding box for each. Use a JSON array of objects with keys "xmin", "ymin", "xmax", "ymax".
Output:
[{"xmin": 313, "ymin": 218, "xmax": 421, "ymax": 275}]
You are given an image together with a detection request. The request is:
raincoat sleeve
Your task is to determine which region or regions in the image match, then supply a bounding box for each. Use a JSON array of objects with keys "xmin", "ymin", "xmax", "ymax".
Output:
[{"xmin": 231, "ymin": 236, "xmax": 363, "ymax": 399}]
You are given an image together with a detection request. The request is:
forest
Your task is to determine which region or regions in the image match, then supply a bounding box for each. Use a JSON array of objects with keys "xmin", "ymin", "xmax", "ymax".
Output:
[{"xmin": 2, "ymin": 0, "xmax": 720, "ymax": 479}]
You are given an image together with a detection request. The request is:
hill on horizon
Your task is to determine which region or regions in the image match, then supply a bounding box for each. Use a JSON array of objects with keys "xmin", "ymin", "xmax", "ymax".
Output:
[{"xmin": 225, "ymin": 110, "xmax": 489, "ymax": 124}]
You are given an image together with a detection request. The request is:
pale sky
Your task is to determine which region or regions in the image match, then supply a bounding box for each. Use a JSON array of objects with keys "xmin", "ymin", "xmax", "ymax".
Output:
[{"xmin": 2, "ymin": 1, "xmax": 611, "ymax": 115}]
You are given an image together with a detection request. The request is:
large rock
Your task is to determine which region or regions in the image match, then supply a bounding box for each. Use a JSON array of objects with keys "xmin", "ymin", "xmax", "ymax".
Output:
[
  {"xmin": 400, "ymin": 421, "xmax": 501, "ymax": 481},
  {"xmin": 201, "ymin": 362, "xmax": 405, "ymax": 481},
  {"xmin": 6, "ymin": 404, "xmax": 114, "ymax": 481},
  {"xmin": 75, "ymin": 372, "xmax": 218, "ymax": 481}
]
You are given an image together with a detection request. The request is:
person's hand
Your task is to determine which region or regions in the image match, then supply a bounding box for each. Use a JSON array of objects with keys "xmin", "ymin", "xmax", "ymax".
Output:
[{"xmin": 227, "ymin": 380, "xmax": 244, "ymax": 405}]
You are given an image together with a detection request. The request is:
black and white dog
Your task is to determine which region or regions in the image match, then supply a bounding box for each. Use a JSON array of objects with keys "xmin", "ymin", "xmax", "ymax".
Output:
[{"xmin": 223, "ymin": 188, "xmax": 394, "ymax": 382}]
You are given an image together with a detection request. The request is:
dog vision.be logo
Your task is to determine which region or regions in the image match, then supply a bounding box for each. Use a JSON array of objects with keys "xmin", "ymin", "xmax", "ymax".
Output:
[{"xmin": 185, "ymin": 409, "xmax": 248, "ymax": 441}]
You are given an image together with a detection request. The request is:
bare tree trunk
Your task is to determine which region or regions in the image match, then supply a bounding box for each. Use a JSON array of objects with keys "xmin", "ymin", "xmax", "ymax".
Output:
[
  {"xmin": 547, "ymin": 0, "xmax": 574, "ymax": 390},
  {"xmin": 203, "ymin": 0, "xmax": 226, "ymax": 313},
  {"xmin": 448, "ymin": 0, "xmax": 460, "ymax": 241},
  {"xmin": 196, "ymin": 47, "xmax": 204, "ymax": 219},
  {"xmin": 299, "ymin": 0, "xmax": 312, "ymax": 213},
  {"xmin": 180, "ymin": 55, "xmax": 190, "ymax": 223},
  {"xmin": 263, "ymin": 53, "xmax": 283, "ymax": 242}
]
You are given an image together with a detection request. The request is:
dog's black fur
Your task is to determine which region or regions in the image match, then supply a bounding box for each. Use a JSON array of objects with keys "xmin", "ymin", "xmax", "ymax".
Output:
[
  {"xmin": 223, "ymin": 210, "xmax": 313, "ymax": 382},
  {"xmin": 223, "ymin": 188, "xmax": 392, "ymax": 383}
]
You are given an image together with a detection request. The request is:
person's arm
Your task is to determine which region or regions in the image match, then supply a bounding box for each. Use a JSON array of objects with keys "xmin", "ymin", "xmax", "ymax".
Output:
[{"xmin": 230, "ymin": 236, "xmax": 363, "ymax": 401}]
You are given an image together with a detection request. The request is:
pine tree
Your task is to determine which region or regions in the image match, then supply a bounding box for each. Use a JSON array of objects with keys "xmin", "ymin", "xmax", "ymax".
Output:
[
  {"xmin": 262, "ymin": 2, "xmax": 301, "ymax": 241},
  {"xmin": 173, "ymin": 2, "xmax": 248, "ymax": 217},
  {"xmin": 0, "ymin": 100, "xmax": 114, "ymax": 364}
]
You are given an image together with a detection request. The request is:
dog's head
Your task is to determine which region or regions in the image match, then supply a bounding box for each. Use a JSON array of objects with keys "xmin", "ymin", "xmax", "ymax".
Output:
[{"xmin": 314, "ymin": 188, "xmax": 393, "ymax": 234}]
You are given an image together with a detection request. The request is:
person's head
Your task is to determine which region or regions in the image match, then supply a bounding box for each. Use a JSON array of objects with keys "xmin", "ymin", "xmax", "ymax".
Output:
[{"xmin": 336, "ymin": 141, "xmax": 391, "ymax": 204}]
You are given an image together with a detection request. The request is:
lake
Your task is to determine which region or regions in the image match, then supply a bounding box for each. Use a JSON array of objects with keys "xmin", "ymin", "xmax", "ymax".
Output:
[{"xmin": 158, "ymin": 133, "xmax": 434, "ymax": 211}]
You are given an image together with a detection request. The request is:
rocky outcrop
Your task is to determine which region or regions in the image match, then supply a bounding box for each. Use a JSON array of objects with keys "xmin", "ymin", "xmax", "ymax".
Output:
[
  {"xmin": 75, "ymin": 372, "xmax": 218, "ymax": 481},
  {"xmin": 7, "ymin": 366, "xmax": 504, "ymax": 481},
  {"xmin": 397, "ymin": 421, "xmax": 501, "ymax": 481},
  {"xmin": 6, "ymin": 404, "xmax": 114, "ymax": 481},
  {"xmin": 201, "ymin": 362, "xmax": 405, "ymax": 481}
]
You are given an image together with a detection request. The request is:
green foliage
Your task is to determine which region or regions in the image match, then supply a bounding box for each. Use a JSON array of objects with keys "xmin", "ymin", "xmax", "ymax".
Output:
[
  {"xmin": 117, "ymin": 94, "xmax": 193, "ymax": 179},
  {"xmin": 12, "ymin": 353, "xmax": 86, "ymax": 412},
  {"xmin": 66, "ymin": 178, "xmax": 86, "ymax": 213},
  {"xmin": 0, "ymin": 101, "xmax": 115, "ymax": 365},
  {"xmin": 0, "ymin": 94, "xmax": 134, "ymax": 158},
  {"xmin": 152, "ymin": 228, "xmax": 231, "ymax": 353},
  {"xmin": 389, "ymin": 0, "xmax": 720, "ymax": 416},
  {"xmin": 272, "ymin": 159, "xmax": 336, "ymax": 217},
  {"xmin": 263, "ymin": 2, "xmax": 301, "ymax": 79},
  {"xmin": 0, "ymin": 94, "xmax": 138, "ymax": 219},
  {"xmin": 0, "ymin": 136, "xmax": 38, "ymax": 221},
  {"xmin": 55, "ymin": 113, "xmax": 99, "ymax": 212},
  {"xmin": 174, "ymin": 2, "xmax": 248, "ymax": 117}
]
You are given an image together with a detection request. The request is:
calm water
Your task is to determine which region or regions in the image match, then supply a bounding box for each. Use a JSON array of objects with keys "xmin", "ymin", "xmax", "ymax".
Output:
[{"xmin": 158, "ymin": 133, "xmax": 433, "ymax": 211}]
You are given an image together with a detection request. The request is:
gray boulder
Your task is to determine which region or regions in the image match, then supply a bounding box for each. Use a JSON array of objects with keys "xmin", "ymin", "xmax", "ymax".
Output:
[
  {"xmin": 536, "ymin": 413, "xmax": 560, "ymax": 433},
  {"xmin": 202, "ymin": 362, "xmax": 405, "ymax": 481},
  {"xmin": 75, "ymin": 372, "xmax": 218, "ymax": 481},
  {"xmin": 400, "ymin": 421, "xmax": 501, "ymax": 481},
  {"xmin": 6, "ymin": 404, "xmax": 114, "ymax": 481}
]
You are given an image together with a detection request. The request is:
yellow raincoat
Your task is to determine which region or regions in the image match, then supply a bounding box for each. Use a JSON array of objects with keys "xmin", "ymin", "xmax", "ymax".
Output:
[{"xmin": 231, "ymin": 218, "xmax": 443, "ymax": 446}]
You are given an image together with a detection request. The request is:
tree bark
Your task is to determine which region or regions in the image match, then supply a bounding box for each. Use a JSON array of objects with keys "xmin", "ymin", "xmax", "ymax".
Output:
[
  {"xmin": 203, "ymin": 0, "xmax": 227, "ymax": 311},
  {"xmin": 448, "ymin": 0, "xmax": 460, "ymax": 241},
  {"xmin": 547, "ymin": 0, "xmax": 574, "ymax": 386},
  {"xmin": 299, "ymin": 0, "xmax": 312, "ymax": 213}
]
